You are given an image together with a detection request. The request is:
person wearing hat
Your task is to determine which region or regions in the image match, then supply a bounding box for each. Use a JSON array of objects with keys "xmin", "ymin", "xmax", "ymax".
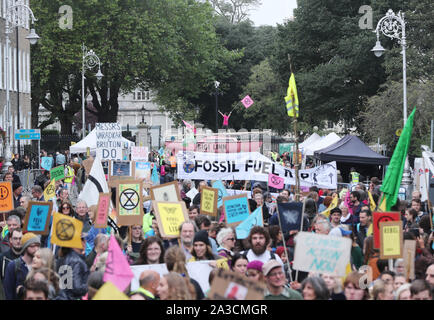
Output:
[
  {"xmin": 3, "ymin": 232, "xmax": 41, "ymax": 300},
  {"xmin": 188, "ymin": 230, "xmax": 228, "ymax": 269},
  {"xmin": 262, "ymin": 260, "xmax": 303, "ymax": 300},
  {"xmin": 12, "ymin": 183, "xmax": 23, "ymax": 209},
  {"xmin": 246, "ymin": 260, "xmax": 265, "ymax": 283}
]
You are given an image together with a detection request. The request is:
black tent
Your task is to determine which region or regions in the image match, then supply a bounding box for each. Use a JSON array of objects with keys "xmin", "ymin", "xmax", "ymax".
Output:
[{"xmin": 314, "ymin": 135, "xmax": 389, "ymax": 165}]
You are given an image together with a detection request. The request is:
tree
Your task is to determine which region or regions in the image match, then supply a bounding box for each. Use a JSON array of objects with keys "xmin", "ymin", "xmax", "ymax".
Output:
[
  {"xmin": 208, "ymin": 0, "xmax": 262, "ymax": 24},
  {"xmin": 272, "ymin": 0, "xmax": 387, "ymax": 132},
  {"xmin": 31, "ymin": 0, "xmax": 238, "ymax": 134},
  {"xmin": 360, "ymin": 80, "xmax": 434, "ymax": 158}
]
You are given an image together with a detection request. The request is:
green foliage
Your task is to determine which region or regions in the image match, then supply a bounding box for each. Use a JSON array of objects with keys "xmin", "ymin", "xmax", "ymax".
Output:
[{"xmin": 360, "ymin": 80, "xmax": 434, "ymax": 157}]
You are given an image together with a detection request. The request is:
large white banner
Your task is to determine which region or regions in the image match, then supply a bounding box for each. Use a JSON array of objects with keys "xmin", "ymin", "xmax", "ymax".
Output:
[{"xmin": 177, "ymin": 151, "xmax": 337, "ymax": 189}]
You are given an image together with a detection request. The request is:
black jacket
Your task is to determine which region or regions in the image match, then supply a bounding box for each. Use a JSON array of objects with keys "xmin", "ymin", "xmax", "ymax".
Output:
[{"xmin": 55, "ymin": 250, "xmax": 89, "ymax": 300}]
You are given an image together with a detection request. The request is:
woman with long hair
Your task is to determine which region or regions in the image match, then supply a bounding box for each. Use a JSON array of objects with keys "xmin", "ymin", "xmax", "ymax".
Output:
[
  {"xmin": 188, "ymin": 230, "xmax": 228, "ymax": 269},
  {"xmin": 363, "ymin": 235, "xmax": 381, "ymax": 280},
  {"xmin": 134, "ymin": 236, "xmax": 165, "ymax": 265},
  {"xmin": 157, "ymin": 272, "xmax": 192, "ymax": 300},
  {"xmin": 126, "ymin": 224, "xmax": 146, "ymax": 263},
  {"xmin": 59, "ymin": 200, "xmax": 75, "ymax": 217},
  {"xmin": 164, "ymin": 246, "xmax": 204, "ymax": 300},
  {"xmin": 301, "ymin": 276, "xmax": 330, "ymax": 300},
  {"xmin": 343, "ymin": 271, "xmax": 370, "ymax": 300}
]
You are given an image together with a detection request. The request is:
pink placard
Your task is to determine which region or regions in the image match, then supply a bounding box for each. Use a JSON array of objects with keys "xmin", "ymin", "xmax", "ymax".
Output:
[
  {"xmin": 95, "ymin": 193, "xmax": 111, "ymax": 228},
  {"xmin": 268, "ymin": 173, "xmax": 284, "ymax": 189},
  {"xmin": 241, "ymin": 95, "xmax": 254, "ymax": 109}
]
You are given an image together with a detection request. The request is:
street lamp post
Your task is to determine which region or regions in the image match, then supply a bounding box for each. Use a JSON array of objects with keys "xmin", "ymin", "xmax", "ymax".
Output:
[
  {"xmin": 212, "ymin": 81, "xmax": 222, "ymax": 132},
  {"xmin": 81, "ymin": 44, "xmax": 103, "ymax": 139},
  {"xmin": 4, "ymin": 2, "xmax": 39, "ymax": 161},
  {"xmin": 372, "ymin": 9, "xmax": 412, "ymax": 186}
]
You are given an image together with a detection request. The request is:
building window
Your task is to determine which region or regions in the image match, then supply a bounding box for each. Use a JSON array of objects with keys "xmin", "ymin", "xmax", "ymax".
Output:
[
  {"xmin": 133, "ymin": 89, "xmax": 150, "ymax": 101},
  {"xmin": 327, "ymin": 120, "xmax": 333, "ymax": 129}
]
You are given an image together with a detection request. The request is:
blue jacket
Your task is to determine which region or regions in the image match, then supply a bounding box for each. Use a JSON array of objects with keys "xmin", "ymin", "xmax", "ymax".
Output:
[{"xmin": 3, "ymin": 257, "xmax": 29, "ymax": 300}]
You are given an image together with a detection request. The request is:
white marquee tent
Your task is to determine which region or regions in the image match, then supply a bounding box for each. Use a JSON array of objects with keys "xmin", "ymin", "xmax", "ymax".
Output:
[
  {"xmin": 299, "ymin": 133, "xmax": 321, "ymax": 150},
  {"xmin": 69, "ymin": 128, "xmax": 135, "ymax": 154},
  {"xmin": 303, "ymin": 132, "xmax": 341, "ymax": 156}
]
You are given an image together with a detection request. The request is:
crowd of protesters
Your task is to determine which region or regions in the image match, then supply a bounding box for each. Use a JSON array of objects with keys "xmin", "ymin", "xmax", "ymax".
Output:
[{"xmin": 0, "ymin": 148, "xmax": 432, "ymax": 300}]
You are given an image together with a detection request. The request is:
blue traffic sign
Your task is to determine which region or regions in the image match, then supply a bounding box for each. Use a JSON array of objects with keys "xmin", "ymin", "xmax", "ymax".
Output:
[{"xmin": 14, "ymin": 129, "xmax": 41, "ymax": 140}]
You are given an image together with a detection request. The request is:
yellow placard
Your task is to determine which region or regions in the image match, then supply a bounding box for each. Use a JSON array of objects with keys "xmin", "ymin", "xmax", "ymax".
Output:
[
  {"xmin": 92, "ymin": 282, "xmax": 130, "ymax": 300},
  {"xmin": 200, "ymin": 187, "xmax": 218, "ymax": 216},
  {"xmin": 153, "ymin": 201, "xmax": 188, "ymax": 238},
  {"xmin": 50, "ymin": 212, "xmax": 84, "ymax": 249},
  {"xmin": 379, "ymin": 221, "xmax": 403, "ymax": 259},
  {"xmin": 43, "ymin": 179, "xmax": 56, "ymax": 201}
]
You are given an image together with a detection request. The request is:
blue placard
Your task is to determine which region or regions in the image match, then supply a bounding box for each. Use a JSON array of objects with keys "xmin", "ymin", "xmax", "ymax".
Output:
[
  {"xmin": 41, "ymin": 157, "xmax": 53, "ymax": 171},
  {"xmin": 277, "ymin": 202, "xmax": 303, "ymax": 232},
  {"xmin": 212, "ymin": 180, "xmax": 228, "ymax": 208},
  {"xmin": 224, "ymin": 195, "xmax": 250, "ymax": 225},
  {"xmin": 235, "ymin": 206, "xmax": 263, "ymax": 239},
  {"xmin": 27, "ymin": 204, "xmax": 50, "ymax": 233}
]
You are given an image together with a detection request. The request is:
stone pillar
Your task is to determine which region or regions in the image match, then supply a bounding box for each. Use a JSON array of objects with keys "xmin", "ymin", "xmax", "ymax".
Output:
[{"xmin": 136, "ymin": 122, "xmax": 149, "ymax": 148}]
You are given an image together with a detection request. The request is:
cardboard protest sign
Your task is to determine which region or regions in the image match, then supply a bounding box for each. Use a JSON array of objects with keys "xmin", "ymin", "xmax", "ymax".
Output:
[
  {"xmin": 95, "ymin": 122, "xmax": 123, "ymax": 160},
  {"xmin": 212, "ymin": 180, "xmax": 228, "ymax": 208},
  {"xmin": 94, "ymin": 193, "xmax": 111, "ymax": 229},
  {"xmin": 43, "ymin": 179, "xmax": 56, "ymax": 201},
  {"xmin": 150, "ymin": 181, "xmax": 181, "ymax": 202},
  {"xmin": 208, "ymin": 269, "xmax": 265, "ymax": 300},
  {"xmin": 82, "ymin": 157, "xmax": 94, "ymax": 176},
  {"xmin": 50, "ymin": 165, "xmax": 65, "ymax": 181},
  {"xmin": 223, "ymin": 194, "xmax": 250, "ymax": 227},
  {"xmin": 152, "ymin": 201, "xmax": 189, "ymax": 238},
  {"xmin": 268, "ymin": 173, "xmax": 284, "ymax": 189},
  {"xmin": 23, "ymin": 201, "xmax": 53, "ymax": 235},
  {"xmin": 104, "ymin": 235, "xmax": 134, "ymax": 292},
  {"xmin": 0, "ymin": 182, "xmax": 13, "ymax": 212},
  {"xmin": 41, "ymin": 157, "xmax": 53, "ymax": 171},
  {"xmin": 293, "ymin": 232, "xmax": 352, "ymax": 277},
  {"xmin": 277, "ymin": 202, "xmax": 303, "ymax": 232},
  {"xmin": 379, "ymin": 221, "xmax": 403, "ymax": 260},
  {"xmin": 134, "ymin": 161, "xmax": 151, "ymax": 187},
  {"xmin": 131, "ymin": 146, "xmax": 149, "ymax": 161},
  {"xmin": 109, "ymin": 160, "xmax": 132, "ymax": 180},
  {"xmin": 130, "ymin": 261, "xmax": 213, "ymax": 294},
  {"xmin": 200, "ymin": 186, "xmax": 218, "ymax": 216},
  {"xmin": 403, "ymin": 240, "xmax": 416, "ymax": 281},
  {"xmin": 92, "ymin": 282, "xmax": 130, "ymax": 300},
  {"xmin": 235, "ymin": 206, "xmax": 263, "ymax": 239},
  {"xmin": 373, "ymin": 212, "xmax": 401, "ymax": 248},
  {"xmin": 50, "ymin": 212, "xmax": 83, "ymax": 249},
  {"xmin": 116, "ymin": 180, "xmax": 143, "ymax": 226},
  {"xmin": 185, "ymin": 187, "xmax": 199, "ymax": 200}
]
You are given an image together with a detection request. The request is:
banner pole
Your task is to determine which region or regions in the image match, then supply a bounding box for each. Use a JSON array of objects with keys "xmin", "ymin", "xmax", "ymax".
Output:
[
  {"xmin": 294, "ymin": 197, "xmax": 306, "ymax": 283},
  {"xmin": 276, "ymin": 203, "xmax": 294, "ymax": 283},
  {"xmin": 422, "ymin": 158, "xmax": 433, "ymax": 230}
]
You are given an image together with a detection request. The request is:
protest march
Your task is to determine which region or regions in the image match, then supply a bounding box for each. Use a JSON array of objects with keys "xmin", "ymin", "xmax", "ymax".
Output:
[{"xmin": 0, "ymin": 115, "xmax": 433, "ymax": 302}]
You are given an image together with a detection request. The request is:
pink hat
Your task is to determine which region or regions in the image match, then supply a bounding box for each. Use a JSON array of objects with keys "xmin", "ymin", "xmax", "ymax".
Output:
[{"xmin": 246, "ymin": 260, "xmax": 263, "ymax": 272}]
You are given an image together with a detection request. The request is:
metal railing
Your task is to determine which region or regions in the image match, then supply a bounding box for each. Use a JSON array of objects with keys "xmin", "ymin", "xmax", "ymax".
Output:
[{"xmin": 15, "ymin": 169, "xmax": 45, "ymax": 192}]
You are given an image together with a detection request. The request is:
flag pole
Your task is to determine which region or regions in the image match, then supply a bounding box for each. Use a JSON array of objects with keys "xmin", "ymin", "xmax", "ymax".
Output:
[
  {"xmin": 288, "ymin": 54, "xmax": 300, "ymax": 202},
  {"xmin": 422, "ymin": 158, "xmax": 433, "ymax": 230}
]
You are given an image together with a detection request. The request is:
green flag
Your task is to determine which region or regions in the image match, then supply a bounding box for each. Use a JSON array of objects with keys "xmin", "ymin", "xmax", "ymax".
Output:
[{"xmin": 380, "ymin": 108, "xmax": 416, "ymax": 211}]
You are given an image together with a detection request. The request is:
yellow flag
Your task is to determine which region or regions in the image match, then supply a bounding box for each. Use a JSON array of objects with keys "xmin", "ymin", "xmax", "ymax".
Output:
[
  {"xmin": 92, "ymin": 282, "xmax": 130, "ymax": 300},
  {"xmin": 50, "ymin": 212, "xmax": 83, "ymax": 249},
  {"xmin": 368, "ymin": 191, "xmax": 376, "ymax": 212},
  {"xmin": 284, "ymin": 73, "xmax": 299, "ymax": 118},
  {"xmin": 378, "ymin": 195, "xmax": 387, "ymax": 212},
  {"xmin": 43, "ymin": 179, "xmax": 56, "ymax": 201},
  {"xmin": 367, "ymin": 223, "xmax": 373, "ymax": 237},
  {"xmin": 320, "ymin": 194, "xmax": 339, "ymax": 218}
]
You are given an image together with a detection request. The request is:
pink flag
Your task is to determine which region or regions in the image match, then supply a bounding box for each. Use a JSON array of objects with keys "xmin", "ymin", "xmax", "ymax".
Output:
[
  {"xmin": 182, "ymin": 120, "xmax": 197, "ymax": 134},
  {"xmin": 241, "ymin": 95, "xmax": 254, "ymax": 109},
  {"xmin": 344, "ymin": 191, "xmax": 353, "ymax": 214},
  {"xmin": 268, "ymin": 173, "xmax": 284, "ymax": 189},
  {"xmin": 103, "ymin": 235, "xmax": 134, "ymax": 292}
]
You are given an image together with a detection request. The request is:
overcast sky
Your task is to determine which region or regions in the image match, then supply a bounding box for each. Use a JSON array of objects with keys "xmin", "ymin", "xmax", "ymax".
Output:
[{"xmin": 249, "ymin": 0, "xmax": 297, "ymax": 26}]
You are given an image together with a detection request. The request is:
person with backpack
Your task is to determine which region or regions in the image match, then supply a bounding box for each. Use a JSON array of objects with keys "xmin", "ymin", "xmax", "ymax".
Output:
[
  {"xmin": 3, "ymin": 233, "xmax": 40, "ymax": 300},
  {"xmin": 241, "ymin": 226, "xmax": 283, "ymax": 265}
]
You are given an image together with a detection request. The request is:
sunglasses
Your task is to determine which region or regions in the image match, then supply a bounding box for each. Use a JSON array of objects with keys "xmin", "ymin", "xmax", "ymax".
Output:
[
  {"xmin": 62, "ymin": 206, "xmax": 71, "ymax": 210},
  {"xmin": 226, "ymin": 238, "xmax": 235, "ymax": 241}
]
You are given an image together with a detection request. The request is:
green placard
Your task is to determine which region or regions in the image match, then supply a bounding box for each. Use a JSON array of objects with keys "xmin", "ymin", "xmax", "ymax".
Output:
[
  {"xmin": 279, "ymin": 143, "xmax": 294, "ymax": 155},
  {"xmin": 50, "ymin": 165, "xmax": 65, "ymax": 181}
]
